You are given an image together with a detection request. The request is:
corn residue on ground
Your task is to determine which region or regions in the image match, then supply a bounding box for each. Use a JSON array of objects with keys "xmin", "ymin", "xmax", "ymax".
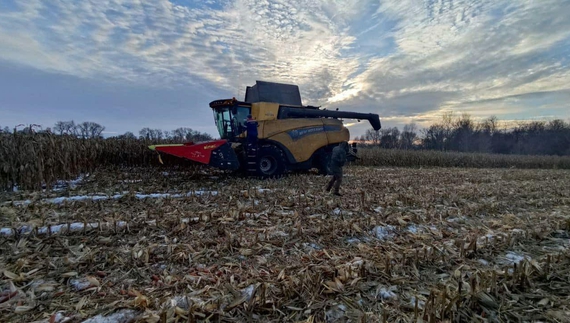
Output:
[{"xmin": 0, "ymin": 166, "xmax": 569, "ymax": 322}]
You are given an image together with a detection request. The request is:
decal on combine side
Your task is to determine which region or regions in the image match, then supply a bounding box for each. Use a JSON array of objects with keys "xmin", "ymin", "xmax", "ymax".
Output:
[
  {"xmin": 203, "ymin": 144, "xmax": 217, "ymax": 149},
  {"xmin": 287, "ymin": 125, "xmax": 342, "ymax": 141},
  {"xmin": 190, "ymin": 151, "xmax": 206, "ymax": 159}
]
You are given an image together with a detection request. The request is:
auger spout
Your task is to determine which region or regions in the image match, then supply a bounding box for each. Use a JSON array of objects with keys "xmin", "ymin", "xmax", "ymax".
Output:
[{"xmin": 278, "ymin": 106, "xmax": 381, "ymax": 131}]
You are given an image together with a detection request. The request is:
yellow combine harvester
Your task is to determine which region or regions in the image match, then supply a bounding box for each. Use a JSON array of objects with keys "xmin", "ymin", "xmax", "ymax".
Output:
[{"xmin": 149, "ymin": 81, "xmax": 381, "ymax": 177}]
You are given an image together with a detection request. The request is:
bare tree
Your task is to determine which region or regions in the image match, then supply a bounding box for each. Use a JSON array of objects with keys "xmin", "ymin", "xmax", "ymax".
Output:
[
  {"xmin": 365, "ymin": 129, "xmax": 381, "ymax": 145},
  {"xmin": 171, "ymin": 127, "xmax": 193, "ymax": 142},
  {"xmin": 54, "ymin": 120, "xmax": 78, "ymax": 135},
  {"xmin": 139, "ymin": 128, "xmax": 164, "ymax": 141},
  {"xmin": 380, "ymin": 127, "xmax": 400, "ymax": 149},
  {"xmin": 77, "ymin": 121, "xmax": 105, "ymax": 139},
  {"xmin": 119, "ymin": 131, "xmax": 136, "ymax": 139},
  {"xmin": 400, "ymin": 123, "xmax": 418, "ymax": 149}
]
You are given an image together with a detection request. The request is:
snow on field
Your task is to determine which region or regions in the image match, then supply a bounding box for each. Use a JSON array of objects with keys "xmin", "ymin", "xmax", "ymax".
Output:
[
  {"xmin": 70, "ymin": 278, "xmax": 92, "ymax": 291},
  {"xmin": 406, "ymin": 224, "xmax": 440, "ymax": 235},
  {"xmin": 501, "ymin": 251, "xmax": 529, "ymax": 265},
  {"xmin": 81, "ymin": 309, "xmax": 139, "ymax": 323},
  {"xmin": 326, "ymin": 304, "xmax": 347, "ymax": 322},
  {"xmin": 372, "ymin": 225, "xmax": 396, "ymax": 240},
  {"xmin": 8, "ymin": 190, "xmax": 220, "ymax": 206},
  {"xmin": 0, "ymin": 221, "xmax": 129, "ymax": 237},
  {"xmin": 478, "ymin": 259, "xmax": 490, "ymax": 266},
  {"xmin": 302, "ymin": 242, "xmax": 322, "ymax": 251},
  {"xmin": 409, "ymin": 296, "xmax": 426, "ymax": 309},
  {"xmin": 346, "ymin": 237, "xmax": 364, "ymax": 244},
  {"xmin": 119, "ymin": 179, "xmax": 142, "ymax": 183},
  {"xmin": 30, "ymin": 311, "xmax": 73, "ymax": 323},
  {"xmin": 377, "ymin": 286, "xmax": 398, "ymax": 300},
  {"xmin": 52, "ymin": 173, "xmax": 88, "ymax": 191}
]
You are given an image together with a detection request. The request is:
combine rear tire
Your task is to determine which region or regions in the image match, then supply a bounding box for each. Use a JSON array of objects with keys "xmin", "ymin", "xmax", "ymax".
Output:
[{"xmin": 257, "ymin": 145, "xmax": 286, "ymax": 178}]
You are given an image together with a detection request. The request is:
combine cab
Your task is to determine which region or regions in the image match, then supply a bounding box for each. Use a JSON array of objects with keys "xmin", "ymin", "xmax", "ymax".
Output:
[{"xmin": 149, "ymin": 81, "xmax": 381, "ymax": 177}]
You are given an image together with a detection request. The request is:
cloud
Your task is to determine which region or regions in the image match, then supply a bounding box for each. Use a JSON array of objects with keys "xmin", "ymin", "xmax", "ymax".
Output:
[{"xmin": 0, "ymin": 0, "xmax": 569, "ymax": 138}]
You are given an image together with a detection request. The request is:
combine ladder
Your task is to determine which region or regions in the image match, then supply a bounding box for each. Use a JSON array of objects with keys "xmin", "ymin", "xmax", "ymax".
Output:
[{"xmin": 246, "ymin": 143, "xmax": 258, "ymax": 176}]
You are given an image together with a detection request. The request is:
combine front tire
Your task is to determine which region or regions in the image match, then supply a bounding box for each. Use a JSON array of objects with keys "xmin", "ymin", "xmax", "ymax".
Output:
[{"xmin": 257, "ymin": 145, "xmax": 286, "ymax": 178}]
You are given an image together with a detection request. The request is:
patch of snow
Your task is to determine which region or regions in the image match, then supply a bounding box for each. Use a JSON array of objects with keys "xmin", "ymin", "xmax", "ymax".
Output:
[
  {"xmin": 195, "ymin": 190, "xmax": 218, "ymax": 196},
  {"xmin": 81, "ymin": 309, "xmax": 139, "ymax": 323},
  {"xmin": 446, "ymin": 216, "xmax": 467, "ymax": 223},
  {"xmin": 347, "ymin": 236, "xmax": 371, "ymax": 244},
  {"xmin": 12, "ymin": 190, "xmax": 219, "ymax": 206},
  {"xmin": 333, "ymin": 208, "xmax": 341, "ymax": 215},
  {"xmin": 478, "ymin": 259, "xmax": 490, "ymax": 266},
  {"xmin": 70, "ymin": 278, "xmax": 91, "ymax": 291},
  {"xmin": 135, "ymin": 193, "xmax": 170, "ymax": 199},
  {"xmin": 348, "ymin": 258, "xmax": 364, "ymax": 268},
  {"xmin": 48, "ymin": 194, "xmax": 118, "ymax": 204},
  {"xmin": 406, "ymin": 224, "xmax": 420, "ymax": 234},
  {"xmin": 410, "ymin": 296, "xmax": 426, "ymax": 309},
  {"xmin": 374, "ymin": 206, "xmax": 383, "ymax": 213},
  {"xmin": 241, "ymin": 284, "xmax": 256, "ymax": 302},
  {"xmin": 51, "ymin": 173, "xmax": 88, "ymax": 191},
  {"xmin": 302, "ymin": 243, "xmax": 322, "ymax": 250},
  {"xmin": 119, "ymin": 179, "xmax": 142, "ymax": 183},
  {"xmin": 51, "ymin": 312, "xmax": 70, "ymax": 323},
  {"xmin": 31, "ymin": 311, "xmax": 72, "ymax": 323},
  {"xmin": 377, "ymin": 286, "xmax": 398, "ymax": 300},
  {"xmin": 0, "ymin": 221, "xmax": 128, "ymax": 237},
  {"xmin": 167, "ymin": 295, "xmax": 191, "ymax": 310},
  {"xmin": 406, "ymin": 224, "xmax": 439, "ymax": 235},
  {"xmin": 503, "ymin": 252, "xmax": 528, "ymax": 265},
  {"xmin": 372, "ymin": 225, "xmax": 396, "ymax": 240},
  {"xmin": 477, "ymin": 233, "xmax": 496, "ymax": 244},
  {"xmin": 38, "ymin": 224, "xmax": 65, "ymax": 234},
  {"xmin": 325, "ymin": 304, "xmax": 347, "ymax": 323}
]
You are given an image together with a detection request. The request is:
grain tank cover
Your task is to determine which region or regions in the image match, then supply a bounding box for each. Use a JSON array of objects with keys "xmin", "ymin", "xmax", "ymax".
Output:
[{"xmin": 245, "ymin": 80, "xmax": 303, "ymax": 106}]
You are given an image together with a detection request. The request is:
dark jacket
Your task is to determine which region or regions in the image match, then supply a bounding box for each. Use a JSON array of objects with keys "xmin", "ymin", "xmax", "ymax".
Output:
[
  {"xmin": 245, "ymin": 119, "xmax": 258, "ymax": 138},
  {"xmin": 329, "ymin": 142, "xmax": 348, "ymax": 175}
]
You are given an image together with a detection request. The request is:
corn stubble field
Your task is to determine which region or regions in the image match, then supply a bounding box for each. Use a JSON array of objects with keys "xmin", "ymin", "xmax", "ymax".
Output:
[{"xmin": 1, "ymin": 163, "xmax": 570, "ymax": 323}]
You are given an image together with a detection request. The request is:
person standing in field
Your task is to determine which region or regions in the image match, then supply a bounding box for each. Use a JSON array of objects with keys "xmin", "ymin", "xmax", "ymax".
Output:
[{"xmin": 325, "ymin": 141, "xmax": 348, "ymax": 196}]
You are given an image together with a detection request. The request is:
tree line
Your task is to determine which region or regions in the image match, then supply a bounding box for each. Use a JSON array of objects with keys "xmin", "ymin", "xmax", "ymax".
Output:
[
  {"xmin": 0, "ymin": 121, "xmax": 214, "ymax": 143},
  {"xmin": 355, "ymin": 113, "xmax": 570, "ymax": 156}
]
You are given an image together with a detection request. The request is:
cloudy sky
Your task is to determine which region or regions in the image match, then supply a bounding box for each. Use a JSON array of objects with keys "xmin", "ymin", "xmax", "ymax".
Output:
[{"xmin": 1, "ymin": 0, "xmax": 569, "ymax": 138}]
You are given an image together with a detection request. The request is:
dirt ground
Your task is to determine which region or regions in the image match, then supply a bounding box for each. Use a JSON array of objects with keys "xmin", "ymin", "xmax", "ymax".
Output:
[{"xmin": 1, "ymin": 166, "xmax": 569, "ymax": 322}]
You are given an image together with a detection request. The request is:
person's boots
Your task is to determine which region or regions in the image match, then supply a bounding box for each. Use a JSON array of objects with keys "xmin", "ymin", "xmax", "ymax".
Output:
[
  {"xmin": 333, "ymin": 191, "xmax": 342, "ymax": 196},
  {"xmin": 325, "ymin": 180, "xmax": 334, "ymax": 192}
]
